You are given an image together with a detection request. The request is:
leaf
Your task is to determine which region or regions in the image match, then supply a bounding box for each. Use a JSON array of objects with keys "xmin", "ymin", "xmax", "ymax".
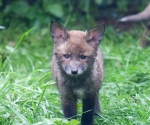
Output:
[
  {"xmin": 4, "ymin": 105, "xmax": 30, "ymax": 125},
  {"xmin": 45, "ymin": 4, "xmax": 64, "ymax": 18},
  {"xmin": 95, "ymin": 0, "xmax": 103, "ymax": 4},
  {"xmin": 70, "ymin": 119, "xmax": 80, "ymax": 124}
]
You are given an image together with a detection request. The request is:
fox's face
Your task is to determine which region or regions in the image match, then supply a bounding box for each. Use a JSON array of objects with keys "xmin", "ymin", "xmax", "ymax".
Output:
[
  {"xmin": 54, "ymin": 31, "xmax": 96, "ymax": 76},
  {"xmin": 50, "ymin": 21, "xmax": 105, "ymax": 76}
]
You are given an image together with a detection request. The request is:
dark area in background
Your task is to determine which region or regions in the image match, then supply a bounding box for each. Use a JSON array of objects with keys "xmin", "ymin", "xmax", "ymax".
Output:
[{"xmin": 0, "ymin": 0, "xmax": 149, "ymax": 29}]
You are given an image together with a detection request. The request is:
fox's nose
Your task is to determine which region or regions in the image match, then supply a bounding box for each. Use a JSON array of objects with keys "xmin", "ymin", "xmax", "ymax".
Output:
[{"xmin": 71, "ymin": 70, "xmax": 78, "ymax": 75}]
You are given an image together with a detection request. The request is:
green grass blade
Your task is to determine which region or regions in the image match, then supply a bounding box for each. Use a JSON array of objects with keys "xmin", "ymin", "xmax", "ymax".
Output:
[
  {"xmin": 4, "ymin": 104, "xmax": 31, "ymax": 125},
  {"xmin": 0, "ymin": 27, "xmax": 35, "ymax": 71}
]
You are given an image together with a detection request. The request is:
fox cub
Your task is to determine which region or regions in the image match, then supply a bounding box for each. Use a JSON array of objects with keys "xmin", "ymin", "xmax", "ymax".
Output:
[{"xmin": 50, "ymin": 21, "xmax": 105, "ymax": 125}]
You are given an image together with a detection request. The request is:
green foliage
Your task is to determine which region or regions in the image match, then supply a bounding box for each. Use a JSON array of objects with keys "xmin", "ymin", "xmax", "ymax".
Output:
[
  {"xmin": 117, "ymin": 1, "xmax": 128, "ymax": 11},
  {"xmin": 0, "ymin": 0, "xmax": 149, "ymax": 28},
  {"xmin": 0, "ymin": 22, "xmax": 150, "ymax": 124},
  {"xmin": 45, "ymin": 3, "xmax": 64, "ymax": 18},
  {"xmin": 95, "ymin": 0, "xmax": 103, "ymax": 5}
]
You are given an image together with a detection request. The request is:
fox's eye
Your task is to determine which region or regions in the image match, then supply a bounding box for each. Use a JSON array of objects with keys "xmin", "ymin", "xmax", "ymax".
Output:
[
  {"xmin": 80, "ymin": 55, "xmax": 86, "ymax": 60},
  {"xmin": 64, "ymin": 54, "xmax": 70, "ymax": 59}
]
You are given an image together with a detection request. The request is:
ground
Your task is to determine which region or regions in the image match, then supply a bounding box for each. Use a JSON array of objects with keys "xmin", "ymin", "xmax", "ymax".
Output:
[{"xmin": 0, "ymin": 23, "xmax": 150, "ymax": 125}]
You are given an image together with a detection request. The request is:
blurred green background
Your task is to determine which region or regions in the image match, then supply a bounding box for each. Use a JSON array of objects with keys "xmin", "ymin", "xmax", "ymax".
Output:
[{"xmin": 0, "ymin": 0, "xmax": 149, "ymax": 29}]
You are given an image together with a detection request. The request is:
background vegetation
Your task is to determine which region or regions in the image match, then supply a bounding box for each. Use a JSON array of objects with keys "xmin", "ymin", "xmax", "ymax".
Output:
[
  {"xmin": 0, "ymin": 0, "xmax": 150, "ymax": 125},
  {"xmin": 0, "ymin": 0, "xmax": 149, "ymax": 28}
]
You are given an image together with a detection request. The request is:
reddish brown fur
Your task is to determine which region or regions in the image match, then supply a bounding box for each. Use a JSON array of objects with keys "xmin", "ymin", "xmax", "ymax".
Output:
[
  {"xmin": 52, "ymin": 30, "xmax": 103, "ymax": 97},
  {"xmin": 50, "ymin": 21, "xmax": 105, "ymax": 125}
]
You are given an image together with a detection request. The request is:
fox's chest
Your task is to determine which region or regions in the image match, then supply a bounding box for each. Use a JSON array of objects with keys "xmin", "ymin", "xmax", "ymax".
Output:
[
  {"xmin": 73, "ymin": 88, "xmax": 85, "ymax": 99},
  {"xmin": 64, "ymin": 79, "xmax": 91, "ymax": 99}
]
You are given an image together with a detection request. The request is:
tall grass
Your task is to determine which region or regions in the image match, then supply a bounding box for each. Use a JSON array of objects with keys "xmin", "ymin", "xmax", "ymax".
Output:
[{"xmin": 0, "ymin": 25, "xmax": 150, "ymax": 125}]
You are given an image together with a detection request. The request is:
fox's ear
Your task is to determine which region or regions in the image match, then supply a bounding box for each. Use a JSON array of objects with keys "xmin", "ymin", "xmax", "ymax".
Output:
[
  {"xmin": 50, "ymin": 21, "xmax": 69, "ymax": 44},
  {"xmin": 85, "ymin": 24, "xmax": 105, "ymax": 48}
]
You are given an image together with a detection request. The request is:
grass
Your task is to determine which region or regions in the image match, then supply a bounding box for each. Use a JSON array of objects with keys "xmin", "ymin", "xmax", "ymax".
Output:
[{"xmin": 0, "ymin": 24, "xmax": 150, "ymax": 125}]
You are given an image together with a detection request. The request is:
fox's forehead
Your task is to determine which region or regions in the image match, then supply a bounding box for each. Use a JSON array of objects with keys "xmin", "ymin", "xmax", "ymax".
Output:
[
  {"xmin": 67, "ymin": 30, "xmax": 86, "ymax": 46},
  {"xmin": 67, "ymin": 30, "xmax": 93, "ymax": 55},
  {"xmin": 55, "ymin": 30, "xmax": 94, "ymax": 56},
  {"xmin": 68, "ymin": 30, "xmax": 86, "ymax": 39}
]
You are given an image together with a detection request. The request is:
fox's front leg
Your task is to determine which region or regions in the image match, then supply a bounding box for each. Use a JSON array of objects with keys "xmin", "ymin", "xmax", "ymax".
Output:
[
  {"xmin": 94, "ymin": 94, "xmax": 101, "ymax": 115},
  {"xmin": 61, "ymin": 95, "xmax": 77, "ymax": 119},
  {"xmin": 81, "ymin": 95, "xmax": 96, "ymax": 125}
]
